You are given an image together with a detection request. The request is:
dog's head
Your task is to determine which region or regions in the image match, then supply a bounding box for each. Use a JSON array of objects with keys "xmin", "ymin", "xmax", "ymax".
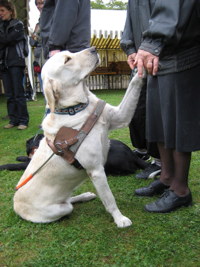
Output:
[{"xmin": 41, "ymin": 47, "xmax": 100, "ymax": 112}]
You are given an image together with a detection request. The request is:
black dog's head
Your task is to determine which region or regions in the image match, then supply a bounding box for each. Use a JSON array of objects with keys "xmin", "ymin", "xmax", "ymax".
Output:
[{"xmin": 26, "ymin": 134, "xmax": 44, "ymax": 156}]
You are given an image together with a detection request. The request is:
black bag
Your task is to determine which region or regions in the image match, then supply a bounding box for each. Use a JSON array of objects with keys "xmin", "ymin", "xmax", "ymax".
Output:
[
  {"xmin": 0, "ymin": 48, "xmax": 6, "ymax": 72},
  {"xmin": 23, "ymin": 35, "xmax": 29, "ymax": 57}
]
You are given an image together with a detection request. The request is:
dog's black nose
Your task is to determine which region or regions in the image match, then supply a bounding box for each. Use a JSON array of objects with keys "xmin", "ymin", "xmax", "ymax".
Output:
[{"xmin": 90, "ymin": 46, "xmax": 97, "ymax": 54}]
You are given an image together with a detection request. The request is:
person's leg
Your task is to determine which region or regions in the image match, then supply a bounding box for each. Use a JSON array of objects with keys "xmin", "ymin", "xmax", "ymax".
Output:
[
  {"xmin": 11, "ymin": 67, "xmax": 29, "ymax": 127},
  {"xmin": 129, "ymin": 82, "xmax": 148, "ymax": 156},
  {"xmin": 129, "ymin": 80, "xmax": 162, "ymax": 178},
  {"xmin": 134, "ymin": 142, "xmax": 170, "ymax": 196},
  {"xmin": 158, "ymin": 142, "xmax": 191, "ymax": 195},
  {"xmin": 170, "ymin": 150, "xmax": 191, "ymax": 196},
  {"xmin": 157, "ymin": 142, "xmax": 174, "ymax": 186},
  {"xmin": 2, "ymin": 70, "xmax": 18, "ymax": 126},
  {"xmin": 143, "ymin": 143, "xmax": 192, "ymax": 212}
]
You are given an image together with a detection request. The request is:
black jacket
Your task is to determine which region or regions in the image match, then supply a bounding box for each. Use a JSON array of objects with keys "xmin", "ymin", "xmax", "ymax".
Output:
[
  {"xmin": 121, "ymin": 0, "xmax": 200, "ymax": 75},
  {"xmin": 0, "ymin": 19, "xmax": 27, "ymax": 68},
  {"xmin": 40, "ymin": 0, "xmax": 91, "ymax": 58}
]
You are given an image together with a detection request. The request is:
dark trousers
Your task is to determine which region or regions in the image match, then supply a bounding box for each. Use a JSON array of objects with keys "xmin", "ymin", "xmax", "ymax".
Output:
[
  {"xmin": 129, "ymin": 78, "xmax": 160, "ymax": 159},
  {"xmin": 2, "ymin": 66, "xmax": 29, "ymax": 126}
]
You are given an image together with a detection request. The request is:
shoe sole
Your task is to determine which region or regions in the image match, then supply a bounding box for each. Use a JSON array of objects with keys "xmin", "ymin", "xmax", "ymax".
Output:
[
  {"xmin": 17, "ymin": 126, "xmax": 28, "ymax": 130},
  {"xmin": 3, "ymin": 126, "xmax": 15, "ymax": 129},
  {"xmin": 144, "ymin": 201, "xmax": 193, "ymax": 213},
  {"xmin": 148, "ymin": 169, "xmax": 161, "ymax": 179},
  {"xmin": 135, "ymin": 169, "xmax": 161, "ymax": 179}
]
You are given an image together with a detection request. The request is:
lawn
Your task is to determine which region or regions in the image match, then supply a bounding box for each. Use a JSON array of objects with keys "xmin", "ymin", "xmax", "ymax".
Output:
[{"xmin": 0, "ymin": 91, "xmax": 199, "ymax": 267}]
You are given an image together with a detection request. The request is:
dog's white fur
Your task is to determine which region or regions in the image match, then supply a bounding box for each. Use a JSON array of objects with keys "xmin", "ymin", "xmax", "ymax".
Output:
[{"xmin": 14, "ymin": 47, "xmax": 145, "ymax": 228}]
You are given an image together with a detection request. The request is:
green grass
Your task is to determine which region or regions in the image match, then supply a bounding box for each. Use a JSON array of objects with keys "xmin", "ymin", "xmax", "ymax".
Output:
[{"xmin": 0, "ymin": 92, "xmax": 200, "ymax": 267}]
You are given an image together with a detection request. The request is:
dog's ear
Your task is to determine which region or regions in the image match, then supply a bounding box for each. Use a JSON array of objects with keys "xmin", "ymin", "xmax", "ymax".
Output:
[{"xmin": 44, "ymin": 79, "xmax": 61, "ymax": 113}]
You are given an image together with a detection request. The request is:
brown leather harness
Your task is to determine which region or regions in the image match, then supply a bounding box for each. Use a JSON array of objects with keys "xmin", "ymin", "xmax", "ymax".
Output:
[
  {"xmin": 46, "ymin": 99, "xmax": 106, "ymax": 169},
  {"xmin": 15, "ymin": 100, "xmax": 106, "ymax": 190}
]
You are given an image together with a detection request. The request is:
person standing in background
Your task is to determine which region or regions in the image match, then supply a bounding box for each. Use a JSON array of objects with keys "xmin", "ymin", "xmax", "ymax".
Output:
[
  {"xmin": 40, "ymin": 0, "xmax": 91, "ymax": 59},
  {"xmin": 0, "ymin": 0, "xmax": 29, "ymax": 130},
  {"xmin": 120, "ymin": 0, "xmax": 161, "ymax": 180},
  {"xmin": 29, "ymin": 0, "xmax": 45, "ymax": 93}
]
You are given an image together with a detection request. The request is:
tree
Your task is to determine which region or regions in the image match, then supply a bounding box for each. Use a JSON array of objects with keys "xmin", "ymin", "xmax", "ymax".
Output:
[
  {"xmin": 91, "ymin": 0, "xmax": 128, "ymax": 10},
  {"xmin": 106, "ymin": 1, "xmax": 128, "ymax": 10},
  {"xmin": 91, "ymin": 0, "xmax": 106, "ymax": 9}
]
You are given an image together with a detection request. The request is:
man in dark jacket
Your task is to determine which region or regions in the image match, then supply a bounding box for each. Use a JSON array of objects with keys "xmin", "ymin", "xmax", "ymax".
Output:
[
  {"xmin": 120, "ymin": 0, "xmax": 161, "ymax": 180},
  {"xmin": 131, "ymin": 0, "xmax": 200, "ymax": 213},
  {"xmin": 40, "ymin": 0, "xmax": 91, "ymax": 59}
]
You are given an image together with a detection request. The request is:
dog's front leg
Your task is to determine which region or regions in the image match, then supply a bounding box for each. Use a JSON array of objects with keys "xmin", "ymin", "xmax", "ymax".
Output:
[
  {"xmin": 108, "ymin": 73, "xmax": 145, "ymax": 130},
  {"xmin": 88, "ymin": 168, "xmax": 132, "ymax": 228}
]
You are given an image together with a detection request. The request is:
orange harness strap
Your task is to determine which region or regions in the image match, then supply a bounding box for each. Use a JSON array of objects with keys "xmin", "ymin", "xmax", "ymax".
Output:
[{"xmin": 15, "ymin": 152, "xmax": 54, "ymax": 190}]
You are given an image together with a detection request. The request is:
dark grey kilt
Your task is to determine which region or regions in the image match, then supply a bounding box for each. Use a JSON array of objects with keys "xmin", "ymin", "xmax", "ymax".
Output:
[{"xmin": 146, "ymin": 64, "xmax": 200, "ymax": 152}]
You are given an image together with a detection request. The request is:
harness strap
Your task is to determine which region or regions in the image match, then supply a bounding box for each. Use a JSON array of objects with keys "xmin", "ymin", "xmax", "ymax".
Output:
[
  {"xmin": 47, "ymin": 99, "xmax": 106, "ymax": 166},
  {"xmin": 15, "ymin": 152, "xmax": 54, "ymax": 190},
  {"xmin": 70, "ymin": 100, "xmax": 106, "ymax": 153},
  {"xmin": 15, "ymin": 100, "xmax": 106, "ymax": 190}
]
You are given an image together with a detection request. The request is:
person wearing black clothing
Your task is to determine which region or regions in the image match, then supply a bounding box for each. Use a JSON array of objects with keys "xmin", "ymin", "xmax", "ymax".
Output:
[
  {"xmin": 29, "ymin": 0, "xmax": 45, "ymax": 93},
  {"xmin": 40, "ymin": 0, "xmax": 91, "ymax": 58},
  {"xmin": 0, "ymin": 0, "xmax": 29, "ymax": 130},
  {"xmin": 120, "ymin": 0, "xmax": 161, "ymax": 179},
  {"xmin": 132, "ymin": 0, "xmax": 200, "ymax": 212}
]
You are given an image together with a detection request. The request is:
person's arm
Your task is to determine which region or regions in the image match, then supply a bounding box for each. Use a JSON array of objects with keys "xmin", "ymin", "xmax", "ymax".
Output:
[
  {"xmin": 140, "ymin": 0, "xmax": 197, "ymax": 56},
  {"xmin": 120, "ymin": 1, "xmax": 136, "ymax": 56},
  {"xmin": 120, "ymin": 1, "xmax": 137, "ymax": 70},
  {"xmin": 40, "ymin": 0, "xmax": 81, "ymax": 57},
  {"xmin": 48, "ymin": 0, "xmax": 80, "ymax": 50},
  {"xmin": 0, "ymin": 21, "xmax": 25, "ymax": 45},
  {"xmin": 135, "ymin": 0, "xmax": 196, "ymax": 76}
]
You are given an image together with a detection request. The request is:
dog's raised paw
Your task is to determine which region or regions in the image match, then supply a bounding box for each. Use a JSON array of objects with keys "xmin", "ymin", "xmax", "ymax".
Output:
[{"xmin": 115, "ymin": 216, "xmax": 132, "ymax": 228}]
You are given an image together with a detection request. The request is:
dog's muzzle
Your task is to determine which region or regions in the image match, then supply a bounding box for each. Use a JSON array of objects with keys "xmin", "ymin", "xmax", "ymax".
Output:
[{"xmin": 88, "ymin": 46, "xmax": 100, "ymax": 66}]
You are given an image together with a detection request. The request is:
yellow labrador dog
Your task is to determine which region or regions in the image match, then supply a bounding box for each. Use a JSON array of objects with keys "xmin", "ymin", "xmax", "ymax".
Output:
[{"xmin": 14, "ymin": 47, "xmax": 144, "ymax": 228}]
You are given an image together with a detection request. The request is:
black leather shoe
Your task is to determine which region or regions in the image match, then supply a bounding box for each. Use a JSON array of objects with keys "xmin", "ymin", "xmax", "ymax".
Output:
[
  {"xmin": 136, "ymin": 163, "xmax": 161, "ymax": 179},
  {"xmin": 145, "ymin": 189, "xmax": 192, "ymax": 213},
  {"xmin": 134, "ymin": 179, "xmax": 169, "ymax": 197}
]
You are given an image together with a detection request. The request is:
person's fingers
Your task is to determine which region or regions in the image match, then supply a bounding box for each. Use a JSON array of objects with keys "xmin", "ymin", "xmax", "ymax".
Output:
[
  {"xmin": 127, "ymin": 54, "xmax": 136, "ymax": 70},
  {"xmin": 49, "ymin": 50, "xmax": 60, "ymax": 57},
  {"xmin": 146, "ymin": 60, "xmax": 153, "ymax": 74},
  {"xmin": 152, "ymin": 57, "xmax": 159, "ymax": 76},
  {"xmin": 137, "ymin": 58, "xmax": 144, "ymax": 77},
  {"xmin": 127, "ymin": 60, "xmax": 134, "ymax": 70}
]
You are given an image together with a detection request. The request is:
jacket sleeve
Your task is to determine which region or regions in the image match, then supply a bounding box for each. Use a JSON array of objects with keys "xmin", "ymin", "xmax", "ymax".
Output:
[
  {"xmin": 0, "ymin": 21, "xmax": 25, "ymax": 45},
  {"xmin": 41, "ymin": 0, "xmax": 80, "ymax": 50},
  {"xmin": 120, "ymin": 1, "xmax": 136, "ymax": 56},
  {"xmin": 139, "ymin": 0, "xmax": 196, "ymax": 56}
]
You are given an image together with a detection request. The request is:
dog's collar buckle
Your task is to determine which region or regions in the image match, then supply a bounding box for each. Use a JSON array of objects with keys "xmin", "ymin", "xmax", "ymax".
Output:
[{"xmin": 68, "ymin": 108, "xmax": 76, "ymax": 115}]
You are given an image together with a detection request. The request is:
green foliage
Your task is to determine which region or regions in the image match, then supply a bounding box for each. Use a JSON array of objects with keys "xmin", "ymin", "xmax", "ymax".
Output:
[
  {"xmin": 91, "ymin": 0, "xmax": 106, "ymax": 9},
  {"xmin": 0, "ymin": 92, "xmax": 199, "ymax": 266},
  {"xmin": 91, "ymin": 0, "xmax": 128, "ymax": 10}
]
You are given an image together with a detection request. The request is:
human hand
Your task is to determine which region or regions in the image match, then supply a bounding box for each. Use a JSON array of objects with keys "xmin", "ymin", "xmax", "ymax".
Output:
[
  {"xmin": 127, "ymin": 53, "xmax": 137, "ymax": 70},
  {"xmin": 134, "ymin": 50, "xmax": 159, "ymax": 77},
  {"xmin": 49, "ymin": 50, "xmax": 61, "ymax": 58}
]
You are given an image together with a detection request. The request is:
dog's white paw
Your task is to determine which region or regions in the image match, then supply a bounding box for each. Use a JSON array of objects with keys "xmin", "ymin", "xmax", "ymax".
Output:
[
  {"xmin": 115, "ymin": 216, "xmax": 132, "ymax": 228},
  {"xmin": 81, "ymin": 192, "xmax": 97, "ymax": 201},
  {"xmin": 70, "ymin": 192, "xmax": 96, "ymax": 203}
]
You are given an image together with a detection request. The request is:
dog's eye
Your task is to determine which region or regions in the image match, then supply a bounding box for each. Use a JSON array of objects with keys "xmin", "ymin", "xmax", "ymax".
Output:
[{"xmin": 64, "ymin": 56, "xmax": 72, "ymax": 64}]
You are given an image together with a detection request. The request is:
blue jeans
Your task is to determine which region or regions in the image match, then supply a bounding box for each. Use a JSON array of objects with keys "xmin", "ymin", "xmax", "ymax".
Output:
[{"xmin": 2, "ymin": 66, "xmax": 29, "ymax": 126}]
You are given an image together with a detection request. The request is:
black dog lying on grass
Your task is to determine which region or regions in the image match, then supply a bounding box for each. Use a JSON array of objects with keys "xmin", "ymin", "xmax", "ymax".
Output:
[
  {"xmin": 105, "ymin": 139, "xmax": 148, "ymax": 175},
  {"xmin": 0, "ymin": 135, "xmax": 148, "ymax": 175},
  {"xmin": 0, "ymin": 134, "xmax": 44, "ymax": 171}
]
